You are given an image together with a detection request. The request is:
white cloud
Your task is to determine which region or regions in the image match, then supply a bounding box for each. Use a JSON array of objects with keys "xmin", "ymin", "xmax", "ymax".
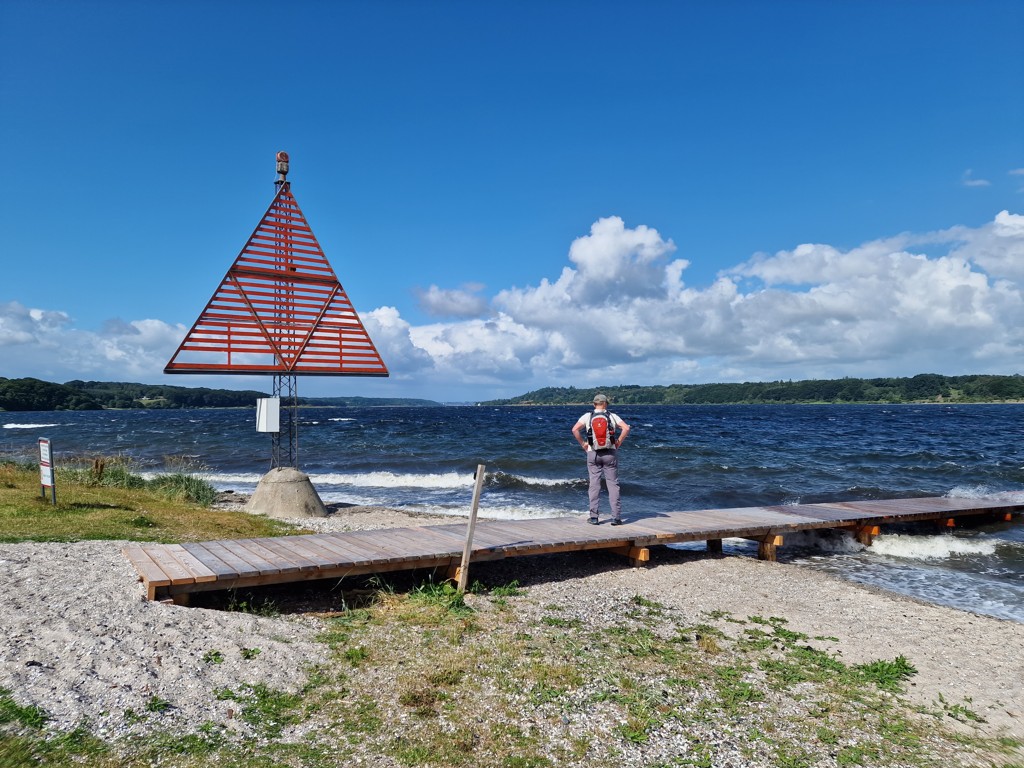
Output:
[
  {"xmin": 4, "ymin": 211, "xmax": 1024, "ymax": 400},
  {"xmin": 0, "ymin": 303, "xmax": 185, "ymax": 382},
  {"xmin": 962, "ymin": 169, "xmax": 991, "ymax": 187},
  {"xmin": 416, "ymin": 283, "xmax": 489, "ymax": 318},
  {"xmin": 393, "ymin": 210, "xmax": 1024, "ymax": 395}
]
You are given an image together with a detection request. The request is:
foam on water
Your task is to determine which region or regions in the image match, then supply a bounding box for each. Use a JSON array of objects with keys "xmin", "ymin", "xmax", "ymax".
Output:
[
  {"xmin": 3, "ymin": 423, "xmax": 59, "ymax": 429},
  {"xmin": 199, "ymin": 472, "xmax": 263, "ymax": 485},
  {"xmin": 947, "ymin": 485, "xmax": 1024, "ymax": 503},
  {"xmin": 871, "ymin": 534, "xmax": 997, "ymax": 560},
  {"xmin": 315, "ymin": 471, "xmax": 472, "ymax": 489}
]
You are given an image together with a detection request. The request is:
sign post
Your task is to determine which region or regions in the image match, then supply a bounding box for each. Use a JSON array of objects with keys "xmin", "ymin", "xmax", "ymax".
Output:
[
  {"xmin": 456, "ymin": 464, "xmax": 486, "ymax": 593},
  {"xmin": 38, "ymin": 438, "xmax": 56, "ymax": 505}
]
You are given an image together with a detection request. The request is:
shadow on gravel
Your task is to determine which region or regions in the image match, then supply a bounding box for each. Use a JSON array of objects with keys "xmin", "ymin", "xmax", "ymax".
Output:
[{"xmin": 189, "ymin": 545, "xmax": 715, "ymax": 616}]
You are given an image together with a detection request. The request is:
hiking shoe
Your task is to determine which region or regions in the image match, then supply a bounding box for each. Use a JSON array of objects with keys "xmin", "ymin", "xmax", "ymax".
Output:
[
  {"xmin": 588, "ymin": 517, "xmax": 599, "ymax": 525},
  {"xmin": 610, "ymin": 518, "xmax": 624, "ymax": 526}
]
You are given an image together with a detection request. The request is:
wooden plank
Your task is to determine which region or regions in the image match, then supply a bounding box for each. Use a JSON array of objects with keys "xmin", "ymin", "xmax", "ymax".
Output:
[
  {"xmin": 362, "ymin": 527, "xmax": 452, "ymax": 559},
  {"xmin": 262, "ymin": 536, "xmax": 341, "ymax": 568},
  {"xmin": 164, "ymin": 545, "xmax": 218, "ymax": 583},
  {"xmin": 123, "ymin": 545, "xmax": 171, "ymax": 587},
  {"xmin": 785, "ymin": 504, "xmax": 880, "ymax": 523},
  {"xmin": 391, "ymin": 527, "xmax": 462, "ymax": 557},
  {"xmin": 233, "ymin": 539, "xmax": 302, "ymax": 574},
  {"xmin": 144, "ymin": 547, "xmax": 197, "ymax": 585},
  {"xmin": 179, "ymin": 543, "xmax": 239, "ymax": 580},
  {"xmin": 302, "ymin": 533, "xmax": 399, "ymax": 568},
  {"xmin": 190, "ymin": 541, "xmax": 260, "ymax": 579},
  {"xmin": 252, "ymin": 537, "xmax": 327, "ymax": 571},
  {"xmin": 314, "ymin": 532, "xmax": 399, "ymax": 564},
  {"xmin": 314, "ymin": 534, "xmax": 388, "ymax": 566}
]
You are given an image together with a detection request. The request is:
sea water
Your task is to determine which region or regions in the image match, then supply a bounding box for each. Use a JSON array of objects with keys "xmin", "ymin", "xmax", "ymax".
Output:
[{"xmin": 3, "ymin": 404, "xmax": 1023, "ymax": 622}]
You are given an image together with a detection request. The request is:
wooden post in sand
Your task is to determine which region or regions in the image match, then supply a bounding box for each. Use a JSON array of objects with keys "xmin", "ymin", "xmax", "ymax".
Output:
[{"xmin": 456, "ymin": 464, "xmax": 486, "ymax": 593}]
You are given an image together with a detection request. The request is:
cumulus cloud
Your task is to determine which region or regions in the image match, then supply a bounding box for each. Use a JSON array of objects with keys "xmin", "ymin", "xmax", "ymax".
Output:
[
  {"xmin": 416, "ymin": 283, "xmax": 489, "ymax": 318},
  {"xmin": 4, "ymin": 211, "xmax": 1024, "ymax": 400},
  {"xmin": 386, "ymin": 210, "xmax": 1024, "ymax": 395},
  {"xmin": 0, "ymin": 302, "xmax": 185, "ymax": 382}
]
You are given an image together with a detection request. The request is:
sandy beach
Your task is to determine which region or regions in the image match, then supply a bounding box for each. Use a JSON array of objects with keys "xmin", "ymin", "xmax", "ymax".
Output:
[{"xmin": 1, "ymin": 501, "xmax": 1022, "ymax": 763}]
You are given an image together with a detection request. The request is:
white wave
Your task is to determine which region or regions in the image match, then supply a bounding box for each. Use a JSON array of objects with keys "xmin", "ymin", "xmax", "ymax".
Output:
[
  {"xmin": 391, "ymin": 503, "xmax": 573, "ymax": 521},
  {"xmin": 3, "ymin": 423, "xmax": 59, "ymax": 429},
  {"xmin": 505, "ymin": 474, "xmax": 577, "ymax": 487},
  {"xmin": 311, "ymin": 471, "xmax": 472, "ymax": 489},
  {"xmin": 199, "ymin": 472, "xmax": 264, "ymax": 484},
  {"xmin": 473, "ymin": 504, "xmax": 576, "ymax": 520},
  {"xmin": 328, "ymin": 417, "xmax": 356, "ymax": 422},
  {"xmin": 871, "ymin": 534, "xmax": 997, "ymax": 560},
  {"xmin": 947, "ymin": 485, "xmax": 1024, "ymax": 503}
]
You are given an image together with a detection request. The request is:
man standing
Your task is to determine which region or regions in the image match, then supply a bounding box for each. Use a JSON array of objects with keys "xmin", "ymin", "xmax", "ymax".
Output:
[{"xmin": 571, "ymin": 393, "xmax": 631, "ymax": 525}]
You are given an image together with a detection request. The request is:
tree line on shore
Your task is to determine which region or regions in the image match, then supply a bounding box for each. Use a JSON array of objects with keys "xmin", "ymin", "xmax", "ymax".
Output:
[
  {"xmin": 483, "ymin": 373, "xmax": 1024, "ymax": 405},
  {"xmin": 4, "ymin": 373, "xmax": 1024, "ymax": 411},
  {"xmin": 0, "ymin": 378, "xmax": 269, "ymax": 411},
  {"xmin": 0, "ymin": 378, "xmax": 438, "ymax": 411}
]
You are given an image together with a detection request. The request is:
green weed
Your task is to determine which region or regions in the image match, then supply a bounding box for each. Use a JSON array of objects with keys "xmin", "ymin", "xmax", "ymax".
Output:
[
  {"xmin": 145, "ymin": 695, "xmax": 172, "ymax": 713},
  {"xmin": 853, "ymin": 655, "xmax": 918, "ymax": 692},
  {"xmin": 0, "ymin": 688, "xmax": 48, "ymax": 728}
]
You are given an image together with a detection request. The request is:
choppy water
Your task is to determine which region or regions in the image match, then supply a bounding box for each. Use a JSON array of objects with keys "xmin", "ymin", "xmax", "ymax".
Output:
[{"xmin": 3, "ymin": 404, "xmax": 1023, "ymax": 622}]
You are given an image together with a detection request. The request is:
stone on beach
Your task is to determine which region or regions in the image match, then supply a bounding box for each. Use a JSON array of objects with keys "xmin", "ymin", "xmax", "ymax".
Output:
[{"xmin": 245, "ymin": 467, "xmax": 328, "ymax": 518}]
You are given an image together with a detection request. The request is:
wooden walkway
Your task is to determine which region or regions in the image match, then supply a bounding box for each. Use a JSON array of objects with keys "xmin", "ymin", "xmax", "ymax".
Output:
[{"xmin": 124, "ymin": 496, "xmax": 1024, "ymax": 602}]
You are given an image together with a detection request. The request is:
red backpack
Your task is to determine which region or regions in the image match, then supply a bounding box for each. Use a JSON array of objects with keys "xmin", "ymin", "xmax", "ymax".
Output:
[{"xmin": 587, "ymin": 410, "xmax": 617, "ymax": 450}]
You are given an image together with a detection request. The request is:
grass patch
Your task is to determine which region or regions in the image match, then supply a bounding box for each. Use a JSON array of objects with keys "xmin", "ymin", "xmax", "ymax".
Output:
[
  {"xmin": 0, "ymin": 463, "xmax": 297, "ymax": 542},
  {"xmin": 0, "ymin": 688, "xmax": 48, "ymax": 728}
]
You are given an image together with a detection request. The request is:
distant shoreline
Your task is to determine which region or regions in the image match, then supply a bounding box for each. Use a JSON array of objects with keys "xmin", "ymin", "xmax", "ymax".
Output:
[{"xmin": 6, "ymin": 399, "xmax": 1024, "ymax": 413}]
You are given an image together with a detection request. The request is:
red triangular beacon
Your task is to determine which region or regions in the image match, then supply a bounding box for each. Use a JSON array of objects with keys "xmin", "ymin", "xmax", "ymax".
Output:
[{"xmin": 165, "ymin": 157, "xmax": 388, "ymax": 377}]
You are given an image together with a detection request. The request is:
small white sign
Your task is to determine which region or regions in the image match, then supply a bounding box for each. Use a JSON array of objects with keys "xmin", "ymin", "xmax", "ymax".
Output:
[{"xmin": 38, "ymin": 437, "xmax": 55, "ymax": 498}]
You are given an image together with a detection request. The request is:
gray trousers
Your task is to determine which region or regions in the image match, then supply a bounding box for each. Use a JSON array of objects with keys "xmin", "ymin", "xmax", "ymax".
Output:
[{"xmin": 587, "ymin": 449, "xmax": 621, "ymax": 519}]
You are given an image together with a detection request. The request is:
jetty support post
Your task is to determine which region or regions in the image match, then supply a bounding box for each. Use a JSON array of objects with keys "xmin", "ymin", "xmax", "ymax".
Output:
[
  {"xmin": 609, "ymin": 544, "xmax": 650, "ymax": 567},
  {"xmin": 452, "ymin": 464, "xmax": 486, "ymax": 592},
  {"xmin": 854, "ymin": 525, "xmax": 881, "ymax": 546},
  {"xmin": 743, "ymin": 533, "xmax": 783, "ymax": 562},
  {"xmin": 707, "ymin": 538, "xmax": 723, "ymax": 554}
]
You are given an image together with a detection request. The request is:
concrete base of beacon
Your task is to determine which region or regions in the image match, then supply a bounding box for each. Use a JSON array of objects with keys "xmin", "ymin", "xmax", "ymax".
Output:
[{"xmin": 246, "ymin": 467, "xmax": 328, "ymax": 519}]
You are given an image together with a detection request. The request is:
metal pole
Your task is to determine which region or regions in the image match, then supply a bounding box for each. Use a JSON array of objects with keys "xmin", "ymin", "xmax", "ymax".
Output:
[
  {"xmin": 270, "ymin": 152, "xmax": 299, "ymax": 469},
  {"xmin": 457, "ymin": 464, "xmax": 486, "ymax": 593}
]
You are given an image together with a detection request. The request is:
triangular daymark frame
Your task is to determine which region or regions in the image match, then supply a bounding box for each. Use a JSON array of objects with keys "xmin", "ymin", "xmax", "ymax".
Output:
[{"xmin": 165, "ymin": 183, "xmax": 388, "ymax": 377}]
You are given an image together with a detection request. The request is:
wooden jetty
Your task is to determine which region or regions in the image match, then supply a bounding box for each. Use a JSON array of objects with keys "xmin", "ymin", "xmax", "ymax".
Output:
[{"xmin": 123, "ymin": 496, "xmax": 1024, "ymax": 603}]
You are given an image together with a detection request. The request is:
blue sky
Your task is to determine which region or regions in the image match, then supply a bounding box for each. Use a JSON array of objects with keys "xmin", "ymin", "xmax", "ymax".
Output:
[{"xmin": 2, "ymin": 0, "xmax": 1023, "ymax": 403}]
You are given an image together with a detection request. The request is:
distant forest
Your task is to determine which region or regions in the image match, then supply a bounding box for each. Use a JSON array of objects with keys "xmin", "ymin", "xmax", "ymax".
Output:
[
  {"xmin": 0, "ymin": 378, "xmax": 438, "ymax": 411},
  {"xmin": 482, "ymin": 374, "xmax": 1024, "ymax": 406},
  {"xmin": 4, "ymin": 374, "xmax": 1024, "ymax": 412}
]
